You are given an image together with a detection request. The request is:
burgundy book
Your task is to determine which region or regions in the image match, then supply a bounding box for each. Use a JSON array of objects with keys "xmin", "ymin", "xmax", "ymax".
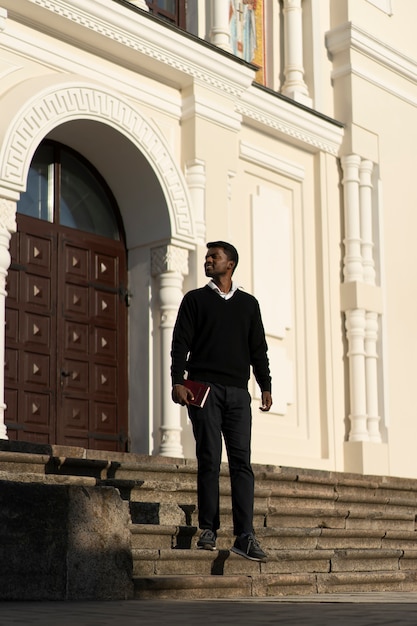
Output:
[{"xmin": 183, "ymin": 379, "xmax": 211, "ymax": 408}]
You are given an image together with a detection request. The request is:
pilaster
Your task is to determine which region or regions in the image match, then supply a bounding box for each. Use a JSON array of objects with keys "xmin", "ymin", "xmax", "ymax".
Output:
[
  {"xmin": 340, "ymin": 155, "xmax": 387, "ymax": 474},
  {"xmin": 151, "ymin": 244, "xmax": 189, "ymax": 458},
  {"xmin": 185, "ymin": 159, "xmax": 206, "ymax": 245}
]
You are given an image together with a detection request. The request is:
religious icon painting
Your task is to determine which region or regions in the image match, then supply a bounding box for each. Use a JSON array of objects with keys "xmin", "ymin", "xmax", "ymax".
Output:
[{"xmin": 229, "ymin": 0, "xmax": 265, "ymax": 84}]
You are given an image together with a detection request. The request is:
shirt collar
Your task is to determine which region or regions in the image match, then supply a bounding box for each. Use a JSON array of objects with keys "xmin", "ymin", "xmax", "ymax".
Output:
[{"xmin": 208, "ymin": 279, "xmax": 240, "ymax": 300}]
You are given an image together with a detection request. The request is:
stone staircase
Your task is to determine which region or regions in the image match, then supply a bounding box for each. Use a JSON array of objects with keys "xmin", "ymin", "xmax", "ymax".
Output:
[{"xmin": 1, "ymin": 441, "xmax": 417, "ymax": 599}]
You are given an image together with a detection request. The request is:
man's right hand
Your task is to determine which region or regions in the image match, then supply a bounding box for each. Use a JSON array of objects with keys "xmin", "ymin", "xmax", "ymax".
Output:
[{"xmin": 171, "ymin": 384, "xmax": 194, "ymax": 406}]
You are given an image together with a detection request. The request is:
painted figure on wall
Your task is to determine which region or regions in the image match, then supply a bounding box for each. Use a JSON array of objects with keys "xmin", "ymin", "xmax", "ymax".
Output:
[{"xmin": 229, "ymin": 0, "xmax": 257, "ymax": 63}]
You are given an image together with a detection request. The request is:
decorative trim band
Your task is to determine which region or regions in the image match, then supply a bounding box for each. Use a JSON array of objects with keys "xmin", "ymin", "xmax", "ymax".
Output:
[
  {"xmin": 26, "ymin": 0, "xmax": 253, "ymax": 98},
  {"xmin": 239, "ymin": 88, "xmax": 344, "ymax": 156}
]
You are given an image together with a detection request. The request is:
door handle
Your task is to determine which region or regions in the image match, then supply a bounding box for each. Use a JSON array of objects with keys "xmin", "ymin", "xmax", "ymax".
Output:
[{"xmin": 60, "ymin": 369, "xmax": 72, "ymax": 389}]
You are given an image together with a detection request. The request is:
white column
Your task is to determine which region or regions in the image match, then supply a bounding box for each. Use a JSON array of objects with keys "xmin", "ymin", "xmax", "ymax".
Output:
[
  {"xmin": 359, "ymin": 160, "xmax": 381, "ymax": 441},
  {"xmin": 365, "ymin": 311, "xmax": 381, "ymax": 442},
  {"xmin": 341, "ymin": 155, "xmax": 367, "ymax": 442},
  {"xmin": 341, "ymin": 156, "xmax": 387, "ymax": 472},
  {"xmin": 210, "ymin": 0, "xmax": 232, "ymax": 52},
  {"xmin": 151, "ymin": 244, "xmax": 189, "ymax": 458},
  {"xmin": 342, "ymin": 155, "xmax": 363, "ymax": 283},
  {"xmin": 281, "ymin": 0, "xmax": 311, "ymax": 105},
  {"xmin": 346, "ymin": 309, "xmax": 368, "ymax": 442},
  {"xmin": 359, "ymin": 160, "xmax": 376, "ymax": 286},
  {"xmin": 341, "ymin": 155, "xmax": 383, "ymax": 444},
  {"xmin": 185, "ymin": 159, "xmax": 206, "ymax": 245},
  {"xmin": 0, "ymin": 197, "xmax": 16, "ymax": 440}
]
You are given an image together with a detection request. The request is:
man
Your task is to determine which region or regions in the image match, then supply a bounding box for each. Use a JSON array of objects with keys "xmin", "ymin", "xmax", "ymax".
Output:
[{"xmin": 171, "ymin": 241, "xmax": 272, "ymax": 561}]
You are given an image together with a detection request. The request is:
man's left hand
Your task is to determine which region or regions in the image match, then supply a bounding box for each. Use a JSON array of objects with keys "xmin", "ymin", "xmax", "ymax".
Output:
[{"xmin": 260, "ymin": 391, "xmax": 272, "ymax": 412}]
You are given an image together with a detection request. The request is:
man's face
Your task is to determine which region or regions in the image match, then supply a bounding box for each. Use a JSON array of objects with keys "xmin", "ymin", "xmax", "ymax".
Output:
[{"xmin": 204, "ymin": 247, "xmax": 233, "ymax": 278}]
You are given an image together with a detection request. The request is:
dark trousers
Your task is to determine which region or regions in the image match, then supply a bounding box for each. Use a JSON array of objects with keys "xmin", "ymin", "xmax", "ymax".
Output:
[{"xmin": 187, "ymin": 383, "xmax": 254, "ymax": 536}]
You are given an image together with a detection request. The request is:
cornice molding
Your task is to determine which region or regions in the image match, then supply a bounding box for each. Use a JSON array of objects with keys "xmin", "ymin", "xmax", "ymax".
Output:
[
  {"xmin": 8, "ymin": 2, "xmax": 344, "ymax": 153},
  {"xmin": 182, "ymin": 92, "xmax": 242, "ymax": 132},
  {"xmin": 331, "ymin": 63, "xmax": 417, "ymax": 110},
  {"xmin": 239, "ymin": 87, "xmax": 344, "ymax": 156},
  {"xmin": 19, "ymin": 0, "xmax": 254, "ymax": 97},
  {"xmin": 326, "ymin": 22, "xmax": 417, "ymax": 85}
]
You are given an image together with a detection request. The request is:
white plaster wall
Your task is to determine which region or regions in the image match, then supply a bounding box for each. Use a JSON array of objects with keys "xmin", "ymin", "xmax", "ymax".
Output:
[
  {"xmin": 9, "ymin": 0, "xmax": 417, "ymax": 480},
  {"xmin": 226, "ymin": 135, "xmax": 344, "ymax": 470},
  {"xmin": 0, "ymin": 0, "xmax": 346, "ymax": 471},
  {"xmin": 327, "ymin": 0, "xmax": 417, "ymax": 477},
  {"xmin": 370, "ymin": 94, "xmax": 417, "ymax": 479}
]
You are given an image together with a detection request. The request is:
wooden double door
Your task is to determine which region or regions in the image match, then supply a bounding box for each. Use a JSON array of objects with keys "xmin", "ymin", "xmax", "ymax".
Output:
[{"xmin": 5, "ymin": 214, "xmax": 129, "ymax": 451}]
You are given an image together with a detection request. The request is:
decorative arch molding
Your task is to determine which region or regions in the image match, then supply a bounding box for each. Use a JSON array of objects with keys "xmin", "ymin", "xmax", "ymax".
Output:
[{"xmin": 0, "ymin": 76, "xmax": 194, "ymax": 241}]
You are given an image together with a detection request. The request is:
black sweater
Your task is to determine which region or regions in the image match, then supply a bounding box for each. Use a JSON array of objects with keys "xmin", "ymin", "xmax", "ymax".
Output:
[{"xmin": 171, "ymin": 285, "xmax": 271, "ymax": 392}]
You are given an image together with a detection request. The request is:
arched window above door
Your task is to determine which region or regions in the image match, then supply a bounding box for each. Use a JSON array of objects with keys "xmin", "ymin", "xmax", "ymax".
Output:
[{"xmin": 18, "ymin": 141, "xmax": 122, "ymax": 241}]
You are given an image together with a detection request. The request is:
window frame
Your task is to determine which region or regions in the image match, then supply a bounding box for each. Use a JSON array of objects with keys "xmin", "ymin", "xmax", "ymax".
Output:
[
  {"xmin": 145, "ymin": 0, "xmax": 186, "ymax": 29},
  {"xmin": 17, "ymin": 140, "xmax": 125, "ymax": 243}
]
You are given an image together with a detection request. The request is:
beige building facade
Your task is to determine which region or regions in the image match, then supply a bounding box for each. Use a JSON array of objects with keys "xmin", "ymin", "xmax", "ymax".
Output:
[{"xmin": 0, "ymin": 0, "xmax": 415, "ymax": 480}]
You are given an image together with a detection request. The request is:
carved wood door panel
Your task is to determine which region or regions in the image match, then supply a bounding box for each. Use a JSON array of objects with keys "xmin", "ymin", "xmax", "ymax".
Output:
[{"xmin": 5, "ymin": 214, "xmax": 128, "ymax": 451}]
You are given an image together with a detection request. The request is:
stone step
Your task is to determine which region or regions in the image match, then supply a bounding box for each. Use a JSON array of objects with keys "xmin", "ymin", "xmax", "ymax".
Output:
[
  {"xmin": 130, "ymin": 524, "xmax": 179, "ymax": 550},
  {"xmin": 134, "ymin": 574, "xmax": 254, "ymax": 599},
  {"xmin": 107, "ymin": 459, "xmax": 199, "ymax": 484},
  {"xmin": 4, "ymin": 442, "xmax": 417, "ymax": 601},
  {"xmin": 0, "ymin": 451, "xmax": 51, "ymax": 475},
  {"xmin": 267, "ymin": 505, "xmax": 416, "ymax": 531},
  {"xmin": 15, "ymin": 451, "xmax": 417, "ymax": 534},
  {"xmin": 256, "ymin": 466, "xmax": 417, "ymax": 507},
  {"xmin": 128, "ymin": 497, "xmax": 416, "ymax": 532},
  {"xmin": 129, "ymin": 525, "xmax": 274, "ymax": 551},
  {"xmin": 131, "ymin": 547, "xmax": 274, "ymax": 577},
  {"xmin": 127, "ymin": 481, "xmax": 269, "ymax": 513},
  {"xmin": 3, "ymin": 444, "xmax": 417, "ymax": 516},
  {"xmin": 0, "ymin": 469, "xmax": 96, "ymax": 487},
  {"xmin": 131, "ymin": 545, "xmax": 407, "ymax": 577},
  {"xmin": 314, "ymin": 570, "xmax": 417, "ymax": 594},
  {"xmin": 128, "ymin": 499, "xmax": 266, "ymax": 528},
  {"xmin": 130, "ymin": 524, "xmax": 417, "ymax": 552},
  {"xmin": 133, "ymin": 569, "xmax": 417, "ymax": 599},
  {"xmin": 2, "ymin": 441, "xmax": 417, "ymax": 493},
  {"xmin": 382, "ymin": 531, "xmax": 417, "ymax": 550}
]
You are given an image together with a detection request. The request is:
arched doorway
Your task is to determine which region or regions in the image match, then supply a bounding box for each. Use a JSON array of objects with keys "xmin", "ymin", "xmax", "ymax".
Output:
[{"xmin": 4, "ymin": 141, "xmax": 129, "ymax": 451}]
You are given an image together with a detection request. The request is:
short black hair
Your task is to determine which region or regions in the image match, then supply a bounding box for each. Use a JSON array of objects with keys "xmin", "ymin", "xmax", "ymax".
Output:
[{"xmin": 206, "ymin": 241, "xmax": 239, "ymax": 270}]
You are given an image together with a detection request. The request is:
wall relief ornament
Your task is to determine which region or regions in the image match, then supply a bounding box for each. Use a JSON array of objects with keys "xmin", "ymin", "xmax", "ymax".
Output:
[
  {"xmin": 0, "ymin": 198, "xmax": 16, "ymax": 233},
  {"xmin": 0, "ymin": 83, "xmax": 193, "ymax": 240}
]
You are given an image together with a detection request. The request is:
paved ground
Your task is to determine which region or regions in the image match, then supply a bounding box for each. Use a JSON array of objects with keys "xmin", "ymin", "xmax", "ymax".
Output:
[{"xmin": 2, "ymin": 594, "xmax": 417, "ymax": 626}]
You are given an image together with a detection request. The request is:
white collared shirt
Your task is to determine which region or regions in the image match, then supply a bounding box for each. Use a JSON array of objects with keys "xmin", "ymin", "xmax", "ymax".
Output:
[{"xmin": 208, "ymin": 279, "xmax": 240, "ymax": 301}]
